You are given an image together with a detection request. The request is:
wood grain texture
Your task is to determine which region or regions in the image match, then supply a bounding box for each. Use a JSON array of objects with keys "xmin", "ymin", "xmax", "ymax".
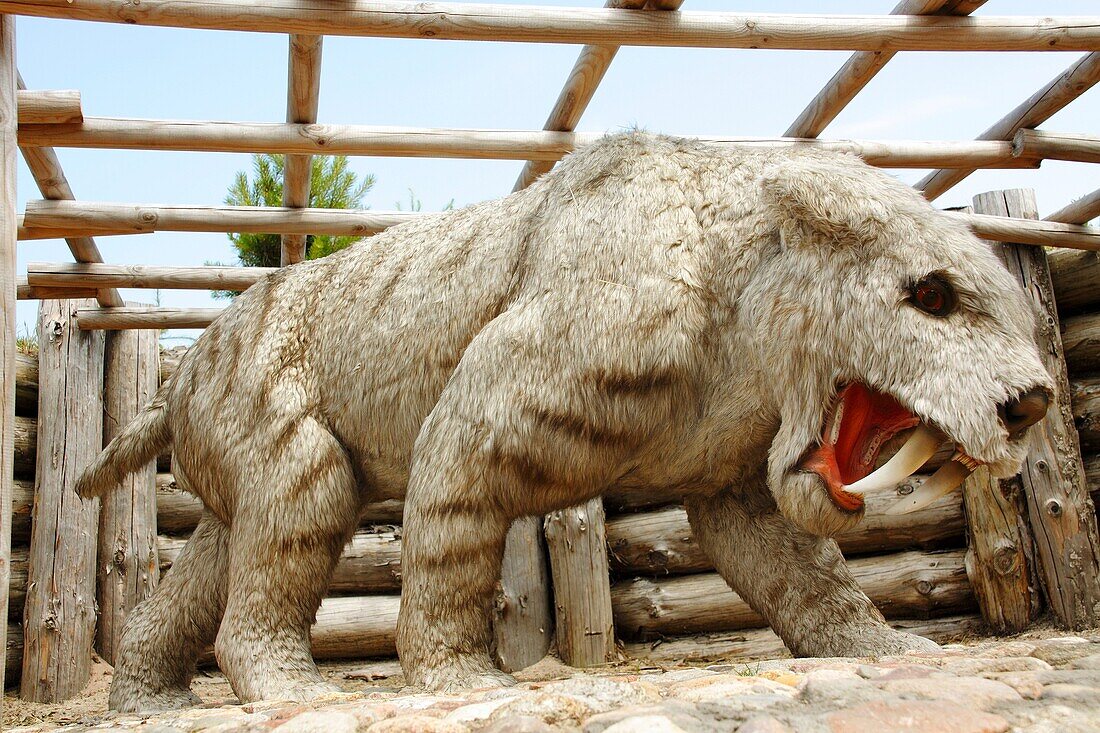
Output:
[
  {"xmin": 16, "ymin": 73, "xmax": 121, "ymax": 308},
  {"xmin": 76, "ymin": 307, "xmax": 225, "ymax": 330},
  {"xmin": 0, "ymin": 2, "xmax": 1097, "ymax": 51},
  {"xmin": 21, "ymin": 298, "xmax": 105, "ymax": 702},
  {"xmin": 606, "ymin": 480, "xmax": 965, "ymax": 577},
  {"xmin": 28, "ymin": 262, "xmax": 278, "ymax": 291},
  {"xmin": 0, "ymin": 14, "xmax": 14, "ymax": 694},
  {"xmin": 612, "ymin": 549, "xmax": 975, "ymax": 640},
  {"xmin": 1062, "ymin": 313, "xmax": 1100, "ymax": 376},
  {"xmin": 918, "ymin": 52, "xmax": 1100, "ymax": 201},
  {"xmin": 946, "ymin": 210, "xmax": 1100, "ymax": 251},
  {"xmin": 545, "ymin": 498, "xmax": 617, "ymax": 667},
  {"xmin": 16, "ymin": 89, "xmax": 81, "ymax": 124},
  {"xmin": 1072, "ymin": 379, "xmax": 1100, "ymax": 455},
  {"xmin": 623, "ymin": 614, "xmax": 985, "ymax": 664},
  {"xmin": 95, "ymin": 308, "xmax": 159, "ymax": 665},
  {"xmin": 784, "ymin": 0, "xmax": 984, "ymax": 138},
  {"xmin": 20, "ymin": 119, "xmax": 1038, "ymax": 168},
  {"xmin": 977, "ymin": 188, "xmax": 1100, "ymax": 630},
  {"xmin": 1049, "ymin": 248, "xmax": 1100, "ymax": 316},
  {"xmin": 1013, "ymin": 129, "xmax": 1100, "ymax": 165},
  {"xmin": 1047, "ymin": 188, "xmax": 1100, "ymax": 227},
  {"xmin": 281, "ymin": 33, "xmax": 322, "ymax": 267},
  {"xmin": 494, "ymin": 516, "xmax": 553, "ymax": 673}
]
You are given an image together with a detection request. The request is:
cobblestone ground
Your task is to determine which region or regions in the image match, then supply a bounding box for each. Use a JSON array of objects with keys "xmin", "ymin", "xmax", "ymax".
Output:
[{"xmin": 6, "ymin": 632, "xmax": 1100, "ymax": 732}]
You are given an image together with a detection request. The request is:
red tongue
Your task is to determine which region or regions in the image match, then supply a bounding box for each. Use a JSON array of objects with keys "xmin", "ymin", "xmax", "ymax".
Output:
[{"xmin": 801, "ymin": 384, "xmax": 920, "ymax": 512}]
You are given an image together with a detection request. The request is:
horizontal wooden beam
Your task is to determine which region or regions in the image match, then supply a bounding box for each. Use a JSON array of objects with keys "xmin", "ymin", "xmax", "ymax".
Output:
[
  {"xmin": 16, "ymin": 278, "xmax": 97, "ymax": 301},
  {"xmin": 1013, "ymin": 129, "xmax": 1100, "ymax": 164},
  {"xmin": 18, "ymin": 118, "xmax": 1047, "ymax": 169},
  {"xmin": 76, "ymin": 307, "xmax": 225, "ymax": 330},
  {"xmin": 24, "ymin": 200, "xmax": 1100, "ymax": 252},
  {"xmin": 17, "ymin": 90, "xmax": 81, "ymax": 125},
  {"xmin": 0, "ymin": 2, "xmax": 1097, "ymax": 51},
  {"xmin": 947, "ymin": 210, "xmax": 1100, "ymax": 251},
  {"xmin": 1047, "ymin": 188, "xmax": 1100, "ymax": 226},
  {"xmin": 918, "ymin": 52, "xmax": 1100, "ymax": 201},
  {"xmin": 27, "ymin": 262, "xmax": 276, "ymax": 291},
  {"xmin": 23, "ymin": 200, "xmax": 420, "ymax": 237}
]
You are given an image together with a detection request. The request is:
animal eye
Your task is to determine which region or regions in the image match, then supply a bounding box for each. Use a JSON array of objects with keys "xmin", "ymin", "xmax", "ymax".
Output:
[{"xmin": 908, "ymin": 275, "xmax": 956, "ymax": 317}]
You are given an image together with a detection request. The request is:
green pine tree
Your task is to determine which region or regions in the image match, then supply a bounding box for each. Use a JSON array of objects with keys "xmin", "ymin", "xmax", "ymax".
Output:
[{"xmin": 223, "ymin": 154, "xmax": 375, "ymax": 268}]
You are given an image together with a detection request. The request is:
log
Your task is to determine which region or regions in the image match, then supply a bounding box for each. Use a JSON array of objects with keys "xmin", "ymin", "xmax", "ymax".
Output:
[
  {"xmin": 7, "ymin": 544, "xmax": 23, "ymax": 619},
  {"xmin": 545, "ymin": 498, "xmax": 617, "ymax": 666},
  {"xmin": 13, "ymin": 413, "xmax": 34, "ymax": 477},
  {"xmin": 160, "ymin": 526, "xmax": 403, "ymax": 593},
  {"xmin": 15, "ymin": 349, "xmax": 35, "ymax": 415},
  {"xmin": 11, "ymin": 478, "xmax": 31, "ymax": 545},
  {"xmin": 0, "ymin": 15, "xmax": 14, "ymax": 693},
  {"xmin": 16, "ymin": 89, "xmax": 81, "ymax": 125},
  {"xmin": 1048, "ymin": 188, "xmax": 1100, "ymax": 228},
  {"xmin": 1063, "ymin": 312, "xmax": 1100, "ymax": 376},
  {"xmin": 28, "ymin": 262, "xmax": 278, "ymax": 292},
  {"xmin": 606, "ymin": 480, "xmax": 964, "ymax": 577},
  {"xmin": 513, "ymin": 0, "xmax": 653, "ymax": 192},
  {"xmin": 25, "ymin": 200, "xmax": 1097, "ymax": 252},
  {"xmin": 6, "ymin": 621, "xmax": 20, "ymax": 684},
  {"xmin": 980, "ymin": 188, "xmax": 1100, "ymax": 631},
  {"xmin": 17, "ymin": 73, "xmax": 121, "ymax": 307},
  {"xmin": 1049, "ymin": 249, "xmax": 1100, "ymax": 316},
  {"xmin": 17, "ymin": 120, "xmax": 1040, "ymax": 168},
  {"xmin": 622, "ymin": 614, "xmax": 986, "ymax": 664},
  {"xmin": 21, "ymin": 298, "xmax": 105, "ymax": 702},
  {"xmin": 1, "ymin": 2, "xmax": 1097, "ymax": 51},
  {"xmin": 494, "ymin": 516, "xmax": 553, "ymax": 673},
  {"xmin": 1072, "ymin": 378, "xmax": 1100, "ymax": 453},
  {"xmin": 77, "ymin": 307, "xmax": 226, "ymax": 331},
  {"xmin": 17, "ymin": 281, "xmax": 99, "ymax": 301},
  {"xmin": 784, "ymin": 0, "xmax": 985, "ymax": 138},
  {"xmin": 1013, "ymin": 129, "xmax": 1100, "ymax": 165},
  {"xmin": 309, "ymin": 595, "xmax": 400, "ymax": 661},
  {"xmin": 918, "ymin": 52, "xmax": 1100, "ymax": 200},
  {"xmin": 281, "ymin": 33, "xmax": 322, "ymax": 266},
  {"xmin": 25, "ymin": 199, "xmax": 419, "ymax": 237},
  {"xmin": 96, "ymin": 314, "xmax": 160, "ymax": 664},
  {"xmin": 611, "ymin": 549, "xmax": 975, "ymax": 640}
]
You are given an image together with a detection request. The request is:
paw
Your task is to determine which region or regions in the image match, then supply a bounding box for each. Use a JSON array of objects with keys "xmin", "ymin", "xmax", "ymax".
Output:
[
  {"xmin": 109, "ymin": 685, "xmax": 203, "ymax": 713},
  {"xmin": 846, "ymin": 628, "xmax": 941, "ymax": 657},
  {"xmin": 416, "ymin": 665, "xmax": 517, "ymax": 694},
  {"xmin": 243, "ymin": 680, "xmax": 343, "ymax": 704}
]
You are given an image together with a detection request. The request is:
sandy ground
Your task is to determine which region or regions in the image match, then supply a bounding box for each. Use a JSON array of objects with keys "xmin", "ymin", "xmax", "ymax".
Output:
[{"xmin": 2, "ymin": 620, "xmax": 1092, "ymax": 731}]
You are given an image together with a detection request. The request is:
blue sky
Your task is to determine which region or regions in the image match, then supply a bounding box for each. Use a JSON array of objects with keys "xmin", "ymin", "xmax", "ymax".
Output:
[{"xmin": 14, "ymin": 1, "xmax": 1100, "ymax": 341}]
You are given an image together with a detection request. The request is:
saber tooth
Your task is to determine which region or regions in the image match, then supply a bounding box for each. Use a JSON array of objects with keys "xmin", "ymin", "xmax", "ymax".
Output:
[
  {"xmin": 884, "ymin": 451, "xmax": 978, "ymax": 516},
  {"xmin": 842, "ymin": 424, "xmax": 943, "ymax": 495}
]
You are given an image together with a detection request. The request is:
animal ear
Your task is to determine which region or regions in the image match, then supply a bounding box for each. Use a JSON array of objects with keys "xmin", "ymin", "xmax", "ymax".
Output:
[{"xmin": 760, "ymin": 154, "xmax": 892, "ymax": 246}]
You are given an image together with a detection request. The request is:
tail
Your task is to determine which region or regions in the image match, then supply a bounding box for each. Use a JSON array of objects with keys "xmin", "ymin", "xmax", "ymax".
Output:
[{"xmin": 75, "ymin": 383, "xmax": 172, "ymax": 499}]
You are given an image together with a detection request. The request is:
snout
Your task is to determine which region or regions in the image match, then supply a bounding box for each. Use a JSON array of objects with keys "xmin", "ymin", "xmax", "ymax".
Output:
[{"xmin": 998, "ymin": 387, "xmax": 1051, "ymax": 438}]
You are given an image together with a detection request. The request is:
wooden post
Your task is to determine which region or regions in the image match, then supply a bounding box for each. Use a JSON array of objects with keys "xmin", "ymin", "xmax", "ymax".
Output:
[
  {"xmin": 958, "ymin": 198, "xmax": 1037, "ymax": 633},
  {"xmin": 280, "ymin": 33, "xmax": 322, "ymax": 266},
  {"xmin": 493, "ymin": 516, "xmax": 553, "ymax": 673},
  {"xmin": 21, "ymin": 298, "xmax": 105, "ymax": 702},
  {"xmin": 95, "ymin": 305, "xmax": 159, "ymax": 664},
  {"xmin": 0, "ymin": 12, "xmax": 15, "ymax": 695},
  {"xmin": 544, "ymin": 498, "xmax": 616, "ymax": 667},
  {"xmin": 974, "ymin": 189, "xmax": 1100, "ymax": 630}
]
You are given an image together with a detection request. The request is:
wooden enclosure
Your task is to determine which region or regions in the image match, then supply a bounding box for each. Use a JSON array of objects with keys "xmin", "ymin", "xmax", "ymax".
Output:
[{"xmin": 2, "ymin": 0, "xmax": 1100, "ymax": 704}]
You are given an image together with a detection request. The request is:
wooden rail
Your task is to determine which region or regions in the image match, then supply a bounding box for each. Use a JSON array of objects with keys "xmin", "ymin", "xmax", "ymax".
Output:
[
  {"xmin": 0, "ymin": 2, "xmax": 1098, "ymax": 51},
  {"xmin": 784, "ymin": 0, "xmax": 985, "ymax": 139},
  {"xmin": 1014, "ymin": 129, "xmax": 1100, "ymax": 165},
  {"xmin": 918, "ymin": 52, "xmax": 1100, "ymax": 201},
  {"xmin": 1047, "ymin": 188, "xmax": 1100, "ymax": 226},
  {"xmin": 22, "ymin": 200, "xmax": 1100, "ymax": 251},
  {"xmin": 18, "ymin": 119, "xmax": 1049, "ymax": 168}
]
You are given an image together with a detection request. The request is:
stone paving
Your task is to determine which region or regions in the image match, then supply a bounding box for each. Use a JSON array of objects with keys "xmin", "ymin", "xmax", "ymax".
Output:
[{"xmin": 5, "ymin": 634, "xmax": 1100, "ymax": 732}]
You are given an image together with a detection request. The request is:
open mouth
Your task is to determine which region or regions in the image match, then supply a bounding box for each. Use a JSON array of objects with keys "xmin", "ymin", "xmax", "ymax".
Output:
[{"xmin": 796, "ymin": 383, "xmax": 982, "ymax": 516}]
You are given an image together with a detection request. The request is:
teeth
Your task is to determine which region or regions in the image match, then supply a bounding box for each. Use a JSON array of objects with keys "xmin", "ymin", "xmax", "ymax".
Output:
[
  {"xmin": 885, "ymin": 451, "xmax": 978, "ymax": 515},
  {"xmin": 842, "ymin": 424, "xmax": 943, "ymax": 495}
]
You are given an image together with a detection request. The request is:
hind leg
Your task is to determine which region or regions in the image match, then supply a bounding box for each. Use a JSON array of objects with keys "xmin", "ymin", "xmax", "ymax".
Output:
[
  {"xmin": 685, "ymin": 477, "xmax": 939, "ymax": 657},
  {"xmin": 214, "ymin": 417, "xmax": 359, "ymax": 703},
  {"xmin": 109, "ymin": 511, "xmax": 229, "ymax": 713}
]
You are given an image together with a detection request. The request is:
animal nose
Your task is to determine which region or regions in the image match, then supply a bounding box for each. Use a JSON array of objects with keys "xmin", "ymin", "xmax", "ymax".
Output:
[{"xmin": 998, "ymin": 388, "xmax": 1050, "ymax": 436}]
